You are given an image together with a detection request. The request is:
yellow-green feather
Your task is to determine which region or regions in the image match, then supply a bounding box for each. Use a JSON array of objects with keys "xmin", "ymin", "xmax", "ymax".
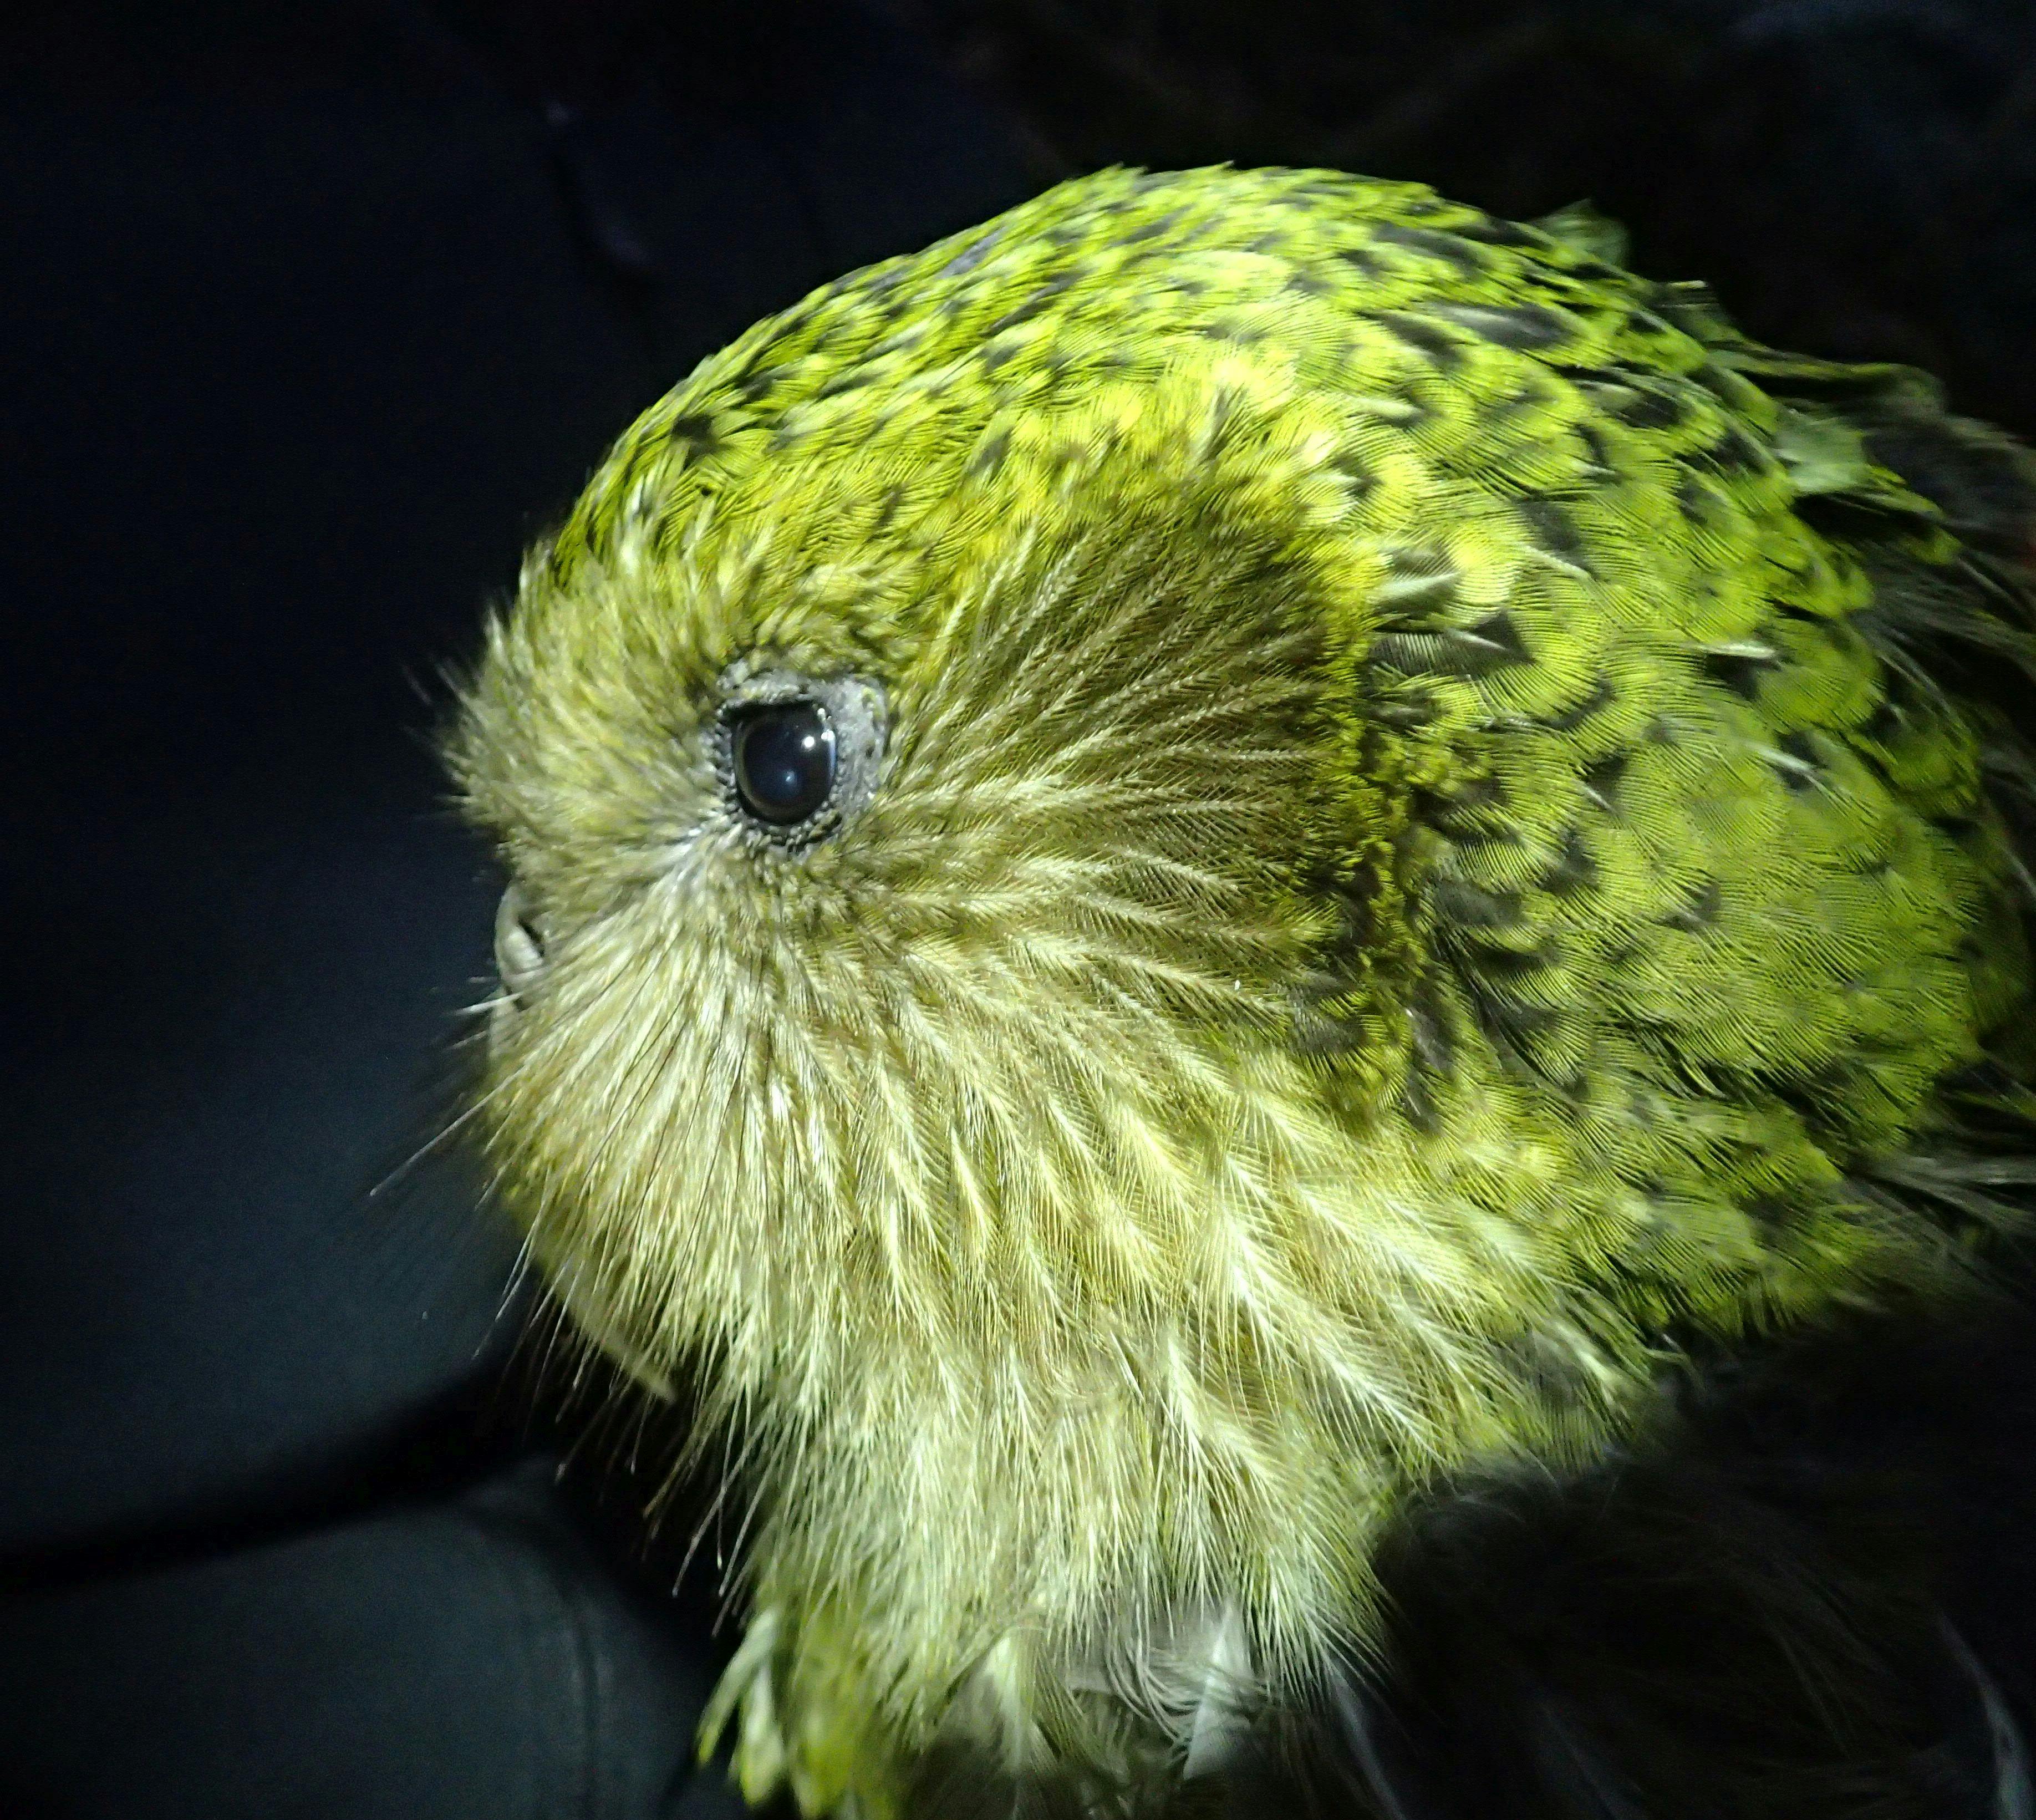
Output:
[{"xmin": 449, "ymin": 166, "xmax": 2036, "ymax": 1816}]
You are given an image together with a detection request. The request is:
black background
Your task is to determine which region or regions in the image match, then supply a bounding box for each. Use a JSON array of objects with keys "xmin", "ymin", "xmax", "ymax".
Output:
[{"xmin": 1, "ymin": 3, "xmax": 2032, "ymax": 1814}]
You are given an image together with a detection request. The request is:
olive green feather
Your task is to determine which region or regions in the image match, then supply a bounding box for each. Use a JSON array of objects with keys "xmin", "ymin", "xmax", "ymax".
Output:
[{"xmin": 447, "ymin": 166, "xmax": 2036, "ymax": 1818}]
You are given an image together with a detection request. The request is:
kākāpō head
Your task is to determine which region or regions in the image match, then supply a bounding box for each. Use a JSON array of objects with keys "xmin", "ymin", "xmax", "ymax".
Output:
[{"xmin": 447, "ymin": 164, "xmax": 2036, "ymax": 1815}]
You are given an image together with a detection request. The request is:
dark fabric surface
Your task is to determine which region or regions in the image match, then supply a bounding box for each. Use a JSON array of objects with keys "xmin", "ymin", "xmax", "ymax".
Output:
[
  {"xmin": 0, "ymin": 3, "xmax": 1030, "ymax": 1811},
  {"xmin": 1, "ymin": 1457, "xmax": 715, "ymax": 1820}
]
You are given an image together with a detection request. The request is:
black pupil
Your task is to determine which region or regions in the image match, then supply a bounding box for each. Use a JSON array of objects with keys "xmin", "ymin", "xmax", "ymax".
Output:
[{"xmin": 732, "ymin": 701, "xmax": 837, "ymax": 825}]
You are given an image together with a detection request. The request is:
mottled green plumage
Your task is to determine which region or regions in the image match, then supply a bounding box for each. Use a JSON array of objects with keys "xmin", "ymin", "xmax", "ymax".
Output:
[{"xmin": 449, "ymin": 167, "xmax": 2036, "ymax": 1817}]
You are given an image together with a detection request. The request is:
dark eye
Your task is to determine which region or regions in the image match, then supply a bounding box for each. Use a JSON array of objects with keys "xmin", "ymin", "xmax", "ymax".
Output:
[{"xmin": 731, "ymin": 700, "xmax": 837, "ymax": 825}]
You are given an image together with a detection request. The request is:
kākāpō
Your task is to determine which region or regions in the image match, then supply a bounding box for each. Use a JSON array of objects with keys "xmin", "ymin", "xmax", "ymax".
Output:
[{"xmin": 448, "ymin": 166, "xmax": 2036, "ymax": 1819}]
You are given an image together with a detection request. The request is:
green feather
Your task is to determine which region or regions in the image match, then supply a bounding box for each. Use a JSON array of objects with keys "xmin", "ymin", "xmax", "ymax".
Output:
[{"xmin": 447, "ymin": 166, "xmax": 2036, "ymax": 1817}]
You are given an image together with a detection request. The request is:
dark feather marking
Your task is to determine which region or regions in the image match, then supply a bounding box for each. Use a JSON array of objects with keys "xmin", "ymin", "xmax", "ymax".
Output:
[
  {"xmin": 1372, "ymin": 611, "xmax": 1534, "ymax": 678},
  {"xmin": 1773, "ymin": 730, "xmax": 1824, "ymax": 793},
  {"xmin": 986, "ymin": 290, "xmax": 1060, "ymax": 335},
  {"xmin": 1429, "ymin": 301, "xmax": 1574, "ymax": 353},
  {"xmin": 1370, "ymin": 633, "xmax": 1454, "ymax": 675},
  {"xmin": 667, "ymin": 411, "xmax": 723, "ymax": 458},
  {"xmin": 1118, "ymin": 205, "xmax": 1190, "ymax": 246},
  {"xmin": 1367, "ymin": 685, "xmax": 1443, "ymax": 731},
  {"xmin": 1290, "ymin": 1005, "xmax": 1372, "ymax": 1059},
  {"xmin": 1702, "ymin": 646, "xmax": 1781, "ymax": 700},
  {"xmin": 1460, "ymin": 609, "xmax": 1532, "ymax": 665},
  {"xmin": 1649, "ymin": 280, "xmax": 1732, "ymax": 340},
  {"xmin": 1743, "ymin": 1193, "xmax": 1798, "ymax": 1232},
  {"xmin": 1416, "ymin": 771, "xmax": 1514, "ymax": 841},
  {"xmin": 1674, "ymin": 469, "xmax": 1716, "ymax": 527},
  {"xmin": 1372, "ymin": 223, "xmax": 1486, "ymax": 279},
  {"xmin": 1610, "ymin": 383, "xmax": 1687, "ymax": 432},
  {"xmin": 1540, "ymin": 678, "xmax": 1616, "ymax": 733},
  {"xmin": 1662, "ymin": 878, "xmax": 1724, "ymax": 932},
  {"xmin": 1576, "ymin": 422, "xmax": 1616, "ymax": 480},
  {"xmin": 1453, "ymin": 216, "xmax": 1543, "ymax": 249},
  {"xmin": 1194, "ymin": 300, "xmax": 1271, "ymax": 345},
  {"xmin": 1518, "ymin": 497, "xmax": 1596, "ymax": 576},
  {"xmin": 1541, "ymin": 828, "xmax": 1599, "ymax": 894},
  {"xmin": 1705, "ymin": 424, "xmax": 1769, "ymax": 476},
  {"xmin": 1432, "ymin": 878, "xmax": 1524, "ymax": 930},
  {"xmin": 1398, "ymin": 980, "xmax": 1459, "ymax": 1135},
  {"xmin": 1479, "ymin": 385, "xmax": 1556, "ymax": 435},
  {"xmin": 1579, "ymin": 750, "xmax": 1631, "ymax": 812},
  {"xmin": 1397, "ymin": 1065, "xmax": 1441, "ymax": 1137},
  {"xmin": 1465, "ymin": 943, "xmax": 1556, "ymax": 987},
  {"xmin": 939, "ymin": 226, "xmax": 1003, "ymax": 277},
  {"xmin": 869, "ymin": 484, "xmax": 907, "ymax": 538},
  {"xmin": 1466, "ymin": 985, "xmax": 1565, "ymax": 1077},
  {"xmin": 1368, "ymin": 619, "xmax": 1531, "ymax": 675},
  {"xmin": 1376, "ymin": 545, "xmax": 1459, "ymax": 611},
  {"xmin": 1332, "ymin": 447, "xmax": 1380, "ymax": 500},
  {"xmin": 968, "ymin": 427, "xmax": 1012, "ymax": 481},
  {"xmin": 1407, "ymin": 981, "xmax": 1458, "ymax": 1078},
  {"xmin": 1372, "ymin": 311, "xmax": 1467, "ymax": 373}
]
